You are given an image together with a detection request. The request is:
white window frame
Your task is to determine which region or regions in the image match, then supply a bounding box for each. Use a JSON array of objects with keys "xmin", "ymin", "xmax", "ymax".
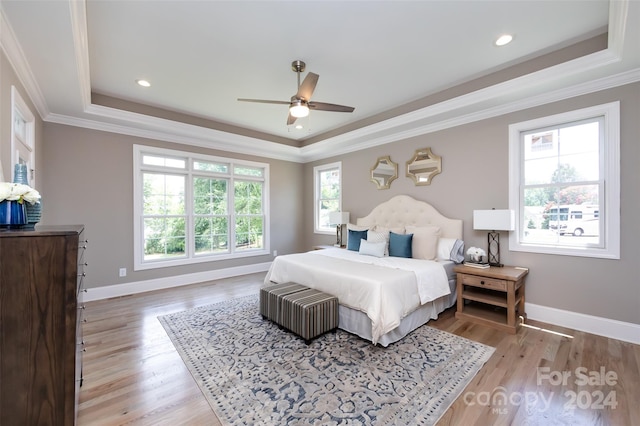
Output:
[
  {"xmin": 508, "ymin": 102, "xmax": 620, "ymax": 259},
  {"xmin": 133, "ymin": 145, "xmax": 270, "ymax": 271},
  {"xmin": 314, "ymin": 161, "xmax": 342, "ymax": 234},
  {"xmin": 11, "ymin": 86, "xmax": 36, "ymax": 187}
]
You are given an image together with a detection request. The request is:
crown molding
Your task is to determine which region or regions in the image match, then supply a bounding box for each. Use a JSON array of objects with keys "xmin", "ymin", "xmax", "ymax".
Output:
[
  {"xmin": 300, "ymin": 65, "xmax": 640, "ymax": 162},
  {"xmin": 0, "ymin": 8, "xmax": 49, "ymax": 118},
  {"xmin": 48, "ymin": 105, "xmax": 303, "ymax": 163},
  {"xmin": 42, "ymin": 64, "xmax": 640, "ymax": 164}
]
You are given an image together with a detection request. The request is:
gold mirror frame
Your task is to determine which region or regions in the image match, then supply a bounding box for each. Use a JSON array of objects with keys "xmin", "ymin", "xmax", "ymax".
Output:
[
  {"xmin": 370, "ymin": 156, "xmax": 398, "ymax": 190},
  {"xmin": 406, "ymin": 148, "xmax": 442, "ymax": 186}
]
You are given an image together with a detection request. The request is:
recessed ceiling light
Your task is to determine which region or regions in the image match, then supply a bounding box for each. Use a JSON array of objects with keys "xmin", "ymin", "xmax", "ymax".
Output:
[
  {"xmin": 495, "ymin": 34, "xmax": 513, "ymax": 46},
  {"xmin": 136, "ymin": 79, "xmax": 151, "ymax": 87}
]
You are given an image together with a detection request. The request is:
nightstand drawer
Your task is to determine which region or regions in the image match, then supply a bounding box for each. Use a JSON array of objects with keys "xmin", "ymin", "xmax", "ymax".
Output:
[{"xmin": 461, "ymin": 274, "xmax": 507, "ymax": 291}]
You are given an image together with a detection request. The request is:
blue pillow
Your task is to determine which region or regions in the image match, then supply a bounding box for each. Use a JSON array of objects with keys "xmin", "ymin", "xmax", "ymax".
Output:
[
  {"xmin": 347, "ymin": 229, "xmax": 368, "ymax": 251},
  {"xmin": 389, "ymin": 231, "xmax": 413, "ymax": 258}
]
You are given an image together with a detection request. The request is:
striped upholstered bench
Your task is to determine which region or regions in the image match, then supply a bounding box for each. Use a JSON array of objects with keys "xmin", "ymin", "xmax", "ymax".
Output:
[
  {"xmin": 260, "ymin": 283, "xmax": 339, "ymax": 344},
  {"xmin": 259, "ymin": 282, "xmax": 309, "ymax": 322}
]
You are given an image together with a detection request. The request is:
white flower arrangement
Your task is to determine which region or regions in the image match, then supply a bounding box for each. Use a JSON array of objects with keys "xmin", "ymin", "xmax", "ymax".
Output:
[
  {"xmin": 466, "ymin": 246, "xmax": 487, "ymax": 263},
  {"xmin": 0, "ymin": 182, "xmax": 41, "ymax": 205}
]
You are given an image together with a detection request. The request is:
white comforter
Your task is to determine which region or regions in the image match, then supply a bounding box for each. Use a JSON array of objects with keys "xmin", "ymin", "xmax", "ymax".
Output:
[{"xmin": 263, "ymin": 248, "xmax": 450, "ymax": 344}]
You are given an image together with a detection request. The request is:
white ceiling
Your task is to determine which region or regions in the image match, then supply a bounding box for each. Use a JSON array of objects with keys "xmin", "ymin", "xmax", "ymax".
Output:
[{"xmin": 1, "ymin": 1, "xmax": 639, "ymax": 162}]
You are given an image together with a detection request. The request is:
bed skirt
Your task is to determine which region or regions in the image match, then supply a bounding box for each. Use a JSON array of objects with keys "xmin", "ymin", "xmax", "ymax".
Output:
[{"xmin": 339, "ymin": 288, "xmax": 457, "ymax": 347}]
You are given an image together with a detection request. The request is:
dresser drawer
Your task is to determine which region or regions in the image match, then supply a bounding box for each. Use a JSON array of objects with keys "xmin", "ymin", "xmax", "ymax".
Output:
[{"xmin": 460, "ymin": 274, "xmax": 507, "ymax": 291}]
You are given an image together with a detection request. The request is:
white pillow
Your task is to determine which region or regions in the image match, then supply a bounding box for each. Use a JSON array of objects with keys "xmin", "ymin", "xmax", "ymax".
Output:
[
  {"xmin": 437, "ymin": 238, "xmax": 457, "ymax": 261},
  {"xmin": 405, "ymin": 225, "xmax": 441, "ymax": 260},
  {"xmin": 358, "ymin": 239, "xmax": 386, "ymax": 258},
  {"xmin": 366, "ymin": 230, "xmax": 389, "ymax": 256}
]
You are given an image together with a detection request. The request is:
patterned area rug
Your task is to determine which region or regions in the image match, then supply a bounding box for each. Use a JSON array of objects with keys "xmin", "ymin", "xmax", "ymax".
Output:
[{"xmin": 158, "ymin": 295, "xmax": 494, "ymax": 425}]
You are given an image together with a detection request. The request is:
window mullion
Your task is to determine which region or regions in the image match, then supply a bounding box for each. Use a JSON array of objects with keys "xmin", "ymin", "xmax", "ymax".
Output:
[
  {"xmin": 229, "ymin": 176, "xmax": 235, "ymax": 254},
  {"xmin": 186, "ymin": 169, "xmax": 194, "ymax": 259}
]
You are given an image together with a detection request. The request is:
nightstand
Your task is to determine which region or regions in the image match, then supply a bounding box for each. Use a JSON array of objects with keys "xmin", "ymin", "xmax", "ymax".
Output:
[{"xmin": 454, "ymin": 264, "xmax": 528, "ymax": 334}]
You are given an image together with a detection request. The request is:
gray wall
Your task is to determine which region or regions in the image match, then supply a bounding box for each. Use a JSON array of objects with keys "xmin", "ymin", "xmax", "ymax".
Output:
[
  {"xmin": 306, "ymin": 82, "xmax": 640, "ymax": 326},
  {"xmin": 40, "ymin": 123, "xmax": 305, "ymax": 289}
]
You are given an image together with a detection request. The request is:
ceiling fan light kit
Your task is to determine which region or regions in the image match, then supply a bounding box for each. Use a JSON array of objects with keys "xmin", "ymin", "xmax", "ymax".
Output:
[
  {"xmin": 289, "ymin": 99, "xmax": 309, "ymax": 118},
  {"xmin": 238, "ymin": 60, "xmax": 354, "ymax": 125}
]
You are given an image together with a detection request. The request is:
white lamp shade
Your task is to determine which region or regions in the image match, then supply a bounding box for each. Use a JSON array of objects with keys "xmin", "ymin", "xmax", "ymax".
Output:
[
  {"xmin": 473, "ymin": 209, "xmax": 515, "ymax": 231},
  {"xmin": 329, "ymin": 211, "xmax": 350, "ymax": 225}
]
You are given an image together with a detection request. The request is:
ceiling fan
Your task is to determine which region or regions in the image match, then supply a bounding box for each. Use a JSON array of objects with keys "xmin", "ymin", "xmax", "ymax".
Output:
[{"xmin": 238, "ymin": 60, "xmax": 355, "ymax": 125}]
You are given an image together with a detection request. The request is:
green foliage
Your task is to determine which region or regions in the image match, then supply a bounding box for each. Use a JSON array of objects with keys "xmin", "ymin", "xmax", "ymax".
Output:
[
  {"xmin": 524, "ymin": 164, "xmax": 598, "ymax": 230},
  {"xmin": 526, "ymin": 164, "xmax": 597, "ymax": 208},
  {"xmin": 524, "ymin": 188, "xmax": 547, "ymax": 208},
  {"xmin": 234, "ymin": 181, "xmax": 262, "ymax": 215},
  {"xmin": 143, "ymin": 173, "xmax": 187, "ymax": 258},
  {"xmin": 144, "ymin": 217, "xmax": 186, "ymax": 257},
  {"xmin": 139, "ymin": 150, "xmax": 268, "ymax": 263},
  {"xmin": 320, "ymin": 169, "xmax": 340, "ymax": 199},
  {"xmin": 234, "ymin": 180, "xmax": 263, "ymax": 249}
]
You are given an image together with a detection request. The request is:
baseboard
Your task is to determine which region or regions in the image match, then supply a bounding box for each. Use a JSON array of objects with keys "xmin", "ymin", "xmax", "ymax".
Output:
[
  {"xmin": 84, "ymin": 262, "xmax": 272, "ymax": 302},
  {"xmin": 525, "ymin": 302, "xmax": 640, "ymax": 345}
]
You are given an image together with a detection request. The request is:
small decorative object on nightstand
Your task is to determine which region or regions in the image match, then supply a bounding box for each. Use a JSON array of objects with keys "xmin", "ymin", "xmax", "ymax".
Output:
[{"xmin": 454, "ymin": 264, "xmax": 528, "ymax": 334}]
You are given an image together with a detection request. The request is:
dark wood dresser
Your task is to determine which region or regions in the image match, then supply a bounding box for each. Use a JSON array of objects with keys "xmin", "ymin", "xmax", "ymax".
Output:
[{"xmin": 0, "ymin": 225, "xmax": 86, "ymax": 426}]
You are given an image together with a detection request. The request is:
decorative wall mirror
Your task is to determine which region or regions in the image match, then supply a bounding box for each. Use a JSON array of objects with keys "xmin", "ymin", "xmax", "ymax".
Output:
[
  {"xmin": 406, "ymin": 147, "xmax": 442, "ymax": 186},
  {"xmin": 370, "ymin": 156, "xmax": 398, "ymax": 189}
]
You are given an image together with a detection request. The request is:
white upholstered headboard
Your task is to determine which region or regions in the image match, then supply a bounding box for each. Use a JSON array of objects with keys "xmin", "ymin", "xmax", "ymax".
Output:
[{"xmin": 356, "ymin": 195, "xmax": 463, "ymax": 240}]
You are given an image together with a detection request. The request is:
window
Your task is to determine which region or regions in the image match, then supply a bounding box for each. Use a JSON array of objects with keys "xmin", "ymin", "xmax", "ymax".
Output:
[
  {"xmin": 11, "ymin": 87, "xmax": 36, "ymax": 187},
  {"xmin": 508, "ymin": 102, "xmax": 620, "ymax": 259},
  {"xmin": 134, "ymin": 145, "xmax": 269, "ymax": 270},
  {"xmin": 314, "ymin": 162, "xmax": 342, "ymax": 234}
]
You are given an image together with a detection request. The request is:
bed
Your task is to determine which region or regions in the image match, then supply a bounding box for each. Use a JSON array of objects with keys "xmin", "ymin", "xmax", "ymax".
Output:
[{"xmin": 264, "ymin": 195, "xmax": 464, "ymax": 346}]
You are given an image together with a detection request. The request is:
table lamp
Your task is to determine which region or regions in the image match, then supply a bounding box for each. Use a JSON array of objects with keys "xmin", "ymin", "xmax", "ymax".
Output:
[
  {"xmin": 329, "ymin": 211, "xmax": 350, "ymax": 247},
  {"xmin": 473, "ymin": 209, "xmax": 515, "ymax": 267}
]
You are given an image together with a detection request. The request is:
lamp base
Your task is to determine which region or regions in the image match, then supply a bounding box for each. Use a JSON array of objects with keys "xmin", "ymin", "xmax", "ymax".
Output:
[{"xmin": 487, "ymin": 231, "xmax": 504, "ymax": 267}]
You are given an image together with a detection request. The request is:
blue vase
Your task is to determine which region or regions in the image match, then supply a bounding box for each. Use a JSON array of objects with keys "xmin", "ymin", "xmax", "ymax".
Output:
[{"xmin": 0, "ymin": 200, "xmax": 27, "ymax": 228}]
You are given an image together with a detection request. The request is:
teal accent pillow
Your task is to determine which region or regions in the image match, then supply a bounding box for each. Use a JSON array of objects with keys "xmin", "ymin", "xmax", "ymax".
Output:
[
  {"xmin": 389, "ymin": 231, "xmax": 413, "ymax": 258},
  {"xmin": 347, "ymin": 229, "xmax": 368, "ymax": 251}
]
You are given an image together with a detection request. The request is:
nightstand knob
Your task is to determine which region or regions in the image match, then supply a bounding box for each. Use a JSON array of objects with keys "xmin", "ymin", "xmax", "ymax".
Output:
[{"xmin": 480, "ymin": 280, "xmax": 485, "ymax": 285}]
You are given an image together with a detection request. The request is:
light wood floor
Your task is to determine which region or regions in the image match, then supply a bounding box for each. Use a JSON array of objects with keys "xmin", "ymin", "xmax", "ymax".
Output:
[{"xmin": 78, "ymin": 272, "xmax": 639, "ymax": 425}]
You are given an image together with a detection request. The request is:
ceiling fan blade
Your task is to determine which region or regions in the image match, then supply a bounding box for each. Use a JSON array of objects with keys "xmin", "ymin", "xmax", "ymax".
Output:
[
  {"xmin": 286, "ymin": 112, "xmax": 297, "ymax": 125},
  {"xmin": 296, "ymin": 72, "xmax": 319, "ymax": 101},
  {"xmin": 237, "ymin": 98, "xmax": 290, "ymax": 105},
  {"xmin": 308, "ymin": 101, "xmax": 355, "ymax": 113}
]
